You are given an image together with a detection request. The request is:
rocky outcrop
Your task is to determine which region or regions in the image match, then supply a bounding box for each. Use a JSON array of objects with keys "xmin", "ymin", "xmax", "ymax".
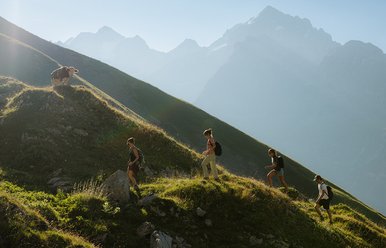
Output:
[
  {"xmin": 137, "ymin": 222, "xmax": 155, "ymax": 238},
  {"xmin": 150, "ymin": 231, "xmax": 173, "ymax": 248},
  {"xmin": 103, "ymin": 170, "xmax": 130, "ymax": 205}
]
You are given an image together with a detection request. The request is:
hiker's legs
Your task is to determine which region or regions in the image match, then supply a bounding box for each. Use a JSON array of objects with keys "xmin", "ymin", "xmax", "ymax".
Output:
[
  {"xmin": 314, "ymin": 203, "xmax": 324, "ymax": 220},
  {"xmin": 208, "ymin": 154, "xmax": 218, "ymax": 179},
  {"xmin": 327, "ymin": 209, "xmax": 333, "ymax": 223},
  {"xmin": 201, "ymin": 156, "xmax": 210, "ymax": 178},
  {"xmin": 127, "ymin": 170, "xmax": 138, "ymax": 186},
  {"xmin": 278, "ymin": 175, "xmax": 289, "ymax": 192},
  {"xmin": 267, "ymin": 170, "xmax": 277, "ymax": 187}
]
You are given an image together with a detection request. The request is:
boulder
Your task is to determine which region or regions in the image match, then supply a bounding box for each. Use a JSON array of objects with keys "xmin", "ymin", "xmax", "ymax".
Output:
[
  {"xmin": 103, "ymin": 170, "xmax": 130, "ymax": 205},
  {"xmin": 47, "ymin": 176, "xmax": 72, "ymax": 193},
  {"xmin": 204, "ymin": 219, "xmax": 212, "ymax": 227},
  {"xmin": 196, "ymin": 207, "xmax": 206, "ymax": 217},
  {"xmin": 150, "ymin": 231, "xmax": 173, "ymax": 248},
  {"xmin": 138, "ymin": 193, "xmax": 158, "ymax": 207},
  {"xmin": 249, "ymin": 236, "xmax": 263, "ymax": 246},
  {"xmin": 174, "ymin": 236, "xmax": 192, "ymax": 248},
  {"xmin": 137, "ymin": 222, "xmax": 155, "ymax": 238}
]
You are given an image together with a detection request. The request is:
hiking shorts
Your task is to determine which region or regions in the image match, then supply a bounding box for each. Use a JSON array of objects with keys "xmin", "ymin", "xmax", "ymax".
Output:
[
  {"xmin": 128, "ymin": 161, "xmax": 140, "ymax": 177},
  {"xmin": 319, "ymin": 199, "xmax": 330, "ymax": 210},
  {"xmin": 274, "ymin": 169, "xmax": 284, "ymax": 176}
]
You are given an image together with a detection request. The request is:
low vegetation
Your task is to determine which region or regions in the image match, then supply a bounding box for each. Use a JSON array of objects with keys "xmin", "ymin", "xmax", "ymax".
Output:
[{"xmin": 0, "ymin": 172, "xmax": 385, "ymax": 248}]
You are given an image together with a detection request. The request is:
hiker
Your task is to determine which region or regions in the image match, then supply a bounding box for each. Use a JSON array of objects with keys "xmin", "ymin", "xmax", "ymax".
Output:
[
  {"xmin": 201, "ymin": 128, "xmax": 219, "ymax": 180},
  {"xmin": 127, "ymin": 137, "xmax": 142, "ymax": 197},
  {"xmin": 51, "ymin": 66, "xmax": 79, "ymax": 86},
  {"xmin": 265, "ymin": 148, "xmax": 289, "ymax": 192},
  {"xmin": 313, "ymin": 175, "xmax": 333, "ymax": 224}
]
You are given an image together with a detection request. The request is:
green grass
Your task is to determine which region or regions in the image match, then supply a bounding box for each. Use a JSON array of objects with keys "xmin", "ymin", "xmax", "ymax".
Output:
[
  {"xmin": 0, "ymin": 172, "xmax": 384, "ymax": 248},
  {"xmin": 0, "ymin": 80, "xmax": 201, "ymax": 191}
]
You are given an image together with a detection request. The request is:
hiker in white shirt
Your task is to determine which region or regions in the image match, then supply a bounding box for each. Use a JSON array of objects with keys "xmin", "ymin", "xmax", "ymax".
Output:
[{"xmin": 313, "ymin": 175, "xmax": 333, "ymax": 224}]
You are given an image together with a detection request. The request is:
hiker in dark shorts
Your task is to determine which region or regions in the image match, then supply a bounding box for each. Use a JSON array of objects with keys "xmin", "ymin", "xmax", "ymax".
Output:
[
  {"xmin": 127, "ymin": 137, "xmax": 141, "ymax": 197},
  {"xmin": 313, "ymin": 175, "xmax": 333, "ymax": 224},
  {"xmin": 201, "ymin": 128, "xmax": 219, "ymax": 180},
  {"xmin": 265, "ymin": 148, "xmax": 288, "ymax": 192}
]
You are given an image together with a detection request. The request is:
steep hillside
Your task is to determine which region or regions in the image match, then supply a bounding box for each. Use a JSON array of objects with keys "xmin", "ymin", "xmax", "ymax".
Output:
[
  {"xmin": 0, "ymin": 77, "xmax": 200, "ymax": 189},
  {"xmin": 0, "ymin": 173, "xmax": 385, "ymax": 247}
]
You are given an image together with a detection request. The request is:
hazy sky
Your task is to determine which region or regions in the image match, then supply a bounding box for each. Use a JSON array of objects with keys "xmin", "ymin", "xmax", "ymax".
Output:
[{"xmin": 0, "ymin": 0, "xmax": 385, "ymax": 52}]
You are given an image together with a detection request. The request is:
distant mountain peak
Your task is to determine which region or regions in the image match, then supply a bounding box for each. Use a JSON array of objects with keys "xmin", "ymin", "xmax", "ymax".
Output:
[
  {"xmin": 179, "ymin": 39, "xmax": 200, "ymax": 48},
  {"xmin": 168, "ymin": 38, "xmax": 201, "ymax": 55},
  {"xmin": 97, "ymin": 26, "xmax": 117, "ymax": 34},
  {"xmin": 96, "ymin": 26, "xmax": 125, "ymax": 39},
  {"xmin": 259, "ymin": 5, "xmax": 285, "ymax": 17}
]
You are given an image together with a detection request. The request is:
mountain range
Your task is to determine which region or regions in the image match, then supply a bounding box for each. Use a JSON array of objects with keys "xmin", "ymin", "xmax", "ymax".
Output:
[{"xmin": 58, "ymin": 6, "xmax": 386, "ymax": 215}]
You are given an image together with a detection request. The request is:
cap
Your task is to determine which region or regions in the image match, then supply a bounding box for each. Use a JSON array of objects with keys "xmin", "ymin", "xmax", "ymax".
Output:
[{"xmin": 313, "ymin": 175, "xmax": 322, "ymax": 181}]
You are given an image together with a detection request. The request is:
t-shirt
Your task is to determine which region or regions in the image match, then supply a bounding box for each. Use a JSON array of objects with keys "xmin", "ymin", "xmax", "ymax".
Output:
[
  {"xmin": 318, "ymin": 183, "xmax": 329, "ymax": 200},
  {"xmin": 272, "ymin": 156, "xmax": 283, "ymax": 171}
]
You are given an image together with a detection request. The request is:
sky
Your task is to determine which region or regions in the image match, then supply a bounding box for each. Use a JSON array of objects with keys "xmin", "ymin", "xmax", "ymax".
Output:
[{"xmin": 0, "ymin": 0, "xmax": 385, "ymax": 52}]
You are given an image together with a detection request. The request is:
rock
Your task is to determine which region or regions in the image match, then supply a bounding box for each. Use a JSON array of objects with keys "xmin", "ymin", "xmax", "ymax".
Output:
[
  {"xmin": 169, "ymin": 207, "xmax": 175, "ymax": 215},
  {"xmin": 47, "ymin": 176, "xmax": 72, "ymax": 193},
  {"xmin": 94, "ymin": 233, "xmax": 108, "ymax": 243},
  {"xmin": 174, "ymin": 236, "xmax": 192, "ymax": 248},
  {"xmin": 150, "ymin": 230, "xmax": 173, "ymax": 248},
  {"xmin": 204, "ymin": 219, "xmax": 212, "ymax": 227},
  {"xmin": 249, "ymin": 236, "xmax": 263, "ymax": 246},
  {"xmin": 48, "ymin": 168, "xmax": 63, "ymax": 178},
  {"xmin": 150, "ymin": 206, "xmax": 166, "ymax": 217},
  {"xmin": 73, "ymin": 128, "xmax": 88, "ymax": 137},
  {"xmin": 143, "ymin": 165, "xmax": 155, "ymax": 177},
  {"xmin": 266, "ymin": 234, "xmax": 275, "ymax": 239},
  {"xmin": 103, "ymin": 170, "xmax": 130, "ymax": 205},
  {"xmin": 273, "ymin": 240, "xmax": 290, "ymax": 248},
  {"xmin": 137, "ymin": 193, "xmax": 158, "ymax": 207},
  {"xmin": 196, "ymin": 207, "xmax": 206, "ymax": 217},
  {"xmin": 136, "ymin": 222, "xmax": 155, "ymax": 238}
]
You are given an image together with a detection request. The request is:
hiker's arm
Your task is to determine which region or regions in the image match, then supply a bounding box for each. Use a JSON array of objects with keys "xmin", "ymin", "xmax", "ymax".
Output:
[
  {"xmin": 203, "ymin": 138, "xmax": 215, "ymax": 155},
  {"xmin": 316, "ymin": 189, "xmax": 328, "ymax": 203}
]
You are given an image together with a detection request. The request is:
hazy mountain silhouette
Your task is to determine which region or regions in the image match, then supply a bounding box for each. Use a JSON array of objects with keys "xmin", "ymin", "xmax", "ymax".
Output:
[
  {"xmin": 59, "ymin": 29, "xmax": 231, "ymax": 102},
  {"xmin": 57, "ymin": 6, "xmax": 386, "ymax": 214}
]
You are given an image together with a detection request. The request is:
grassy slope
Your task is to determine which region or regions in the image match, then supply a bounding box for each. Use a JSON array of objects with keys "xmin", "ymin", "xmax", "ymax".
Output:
[
  {"xmin": 0, "ymin": 77, "xmax": 200, "ymax": 188},
  {"xmin": 0, "ymin": 17, "xmax": 384, "ymax": 224},
  {"xmin": 0, "ymin": 172, "xmax": 384, "ymax": 248}
]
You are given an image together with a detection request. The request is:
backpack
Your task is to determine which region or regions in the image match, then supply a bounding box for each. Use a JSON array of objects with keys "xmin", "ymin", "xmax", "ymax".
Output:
[
  {"xmin": 214, "ymin": 141, "xmax": 222, "ymax": 156},
  {"xmin": 130, "ymin": 148, "xmax": 145, "ymax": 164},
  {"xmin": 138, "ymin": 149, "xmax": 145, "ymax": 164},
  {"xmin": 326, "ymin": 185, "xmax": 334, "ymax": 200},
  {"xmin": 276, "ymin": 156, "xmax": 284, "ymax": 169}
]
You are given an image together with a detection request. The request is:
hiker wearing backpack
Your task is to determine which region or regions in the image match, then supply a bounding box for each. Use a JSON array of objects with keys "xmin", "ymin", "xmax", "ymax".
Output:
[
  {"xmin": 313, "ymin": 175, "xmax": 333, "ymax": 224},
  {"xmin": 127, "ymin": 137, "xmax": 143, "ymax": 197},
  {"xmin": 201, "ymin": 128, "xmax": 219, "ymax": 180},
  {"xmin": 265, "ymin": 148, "xmax": 289, "ymax": 192}
]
